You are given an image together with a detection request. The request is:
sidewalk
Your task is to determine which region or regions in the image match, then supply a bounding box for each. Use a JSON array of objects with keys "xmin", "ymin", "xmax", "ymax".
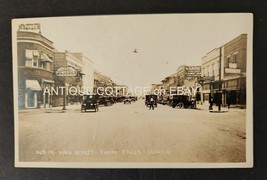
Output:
[
  {"xmin": 196, "ymin": 103, "xmax": 246, "ymax": 113},
  {"xmin": 18, "ymin": 104, "xmax": 81, "ymax": 114}
]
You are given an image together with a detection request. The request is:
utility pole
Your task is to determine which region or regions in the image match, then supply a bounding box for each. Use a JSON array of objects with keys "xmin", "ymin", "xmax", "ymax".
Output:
[{"xmin": 218, "ymin": 47, "xmax": 222, "ymax": 111}]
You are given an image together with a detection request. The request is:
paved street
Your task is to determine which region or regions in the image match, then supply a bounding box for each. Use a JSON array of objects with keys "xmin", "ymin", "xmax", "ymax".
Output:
[{"xmin": 18, "ymin": 100, "xmax": 246, "ymax": 163}]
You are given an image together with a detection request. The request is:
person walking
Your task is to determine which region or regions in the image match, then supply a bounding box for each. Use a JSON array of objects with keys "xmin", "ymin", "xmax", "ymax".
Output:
[
  {"xmin": 149, "ymin": 97, "xmax": 154, "ymax": 110},
  {"xmin": 226, "ymin": 92, "xmax": 231, "ymax": 109}
]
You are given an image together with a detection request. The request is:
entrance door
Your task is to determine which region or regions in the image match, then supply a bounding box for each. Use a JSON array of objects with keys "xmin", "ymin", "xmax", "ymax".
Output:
[{"xmin": 27, "ymin": 90, "xmax": 36, "ymax": 108}]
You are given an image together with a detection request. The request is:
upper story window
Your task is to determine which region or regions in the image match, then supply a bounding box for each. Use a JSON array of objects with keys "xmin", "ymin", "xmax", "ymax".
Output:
[
  {"xmin": 226, "ymin": 55, "xmax": 231, "ymax": 67},
  {"xmin": 25, "ymin": 49, "xmax": 53, "ymax": 71},
  {"xmin": 212, "ymin": 63, "xmax": 215, "ymax": 76},
  {"xmin": 25, "ymin": 49, "xmax": 39, "ymax": 67},
  {"xmin": 232, "ymin": 54, "xmax": 237, "ymax": 63},
  {"xmin": 230, "ymin": 52, "xmax": 238, "ymax": 63}
]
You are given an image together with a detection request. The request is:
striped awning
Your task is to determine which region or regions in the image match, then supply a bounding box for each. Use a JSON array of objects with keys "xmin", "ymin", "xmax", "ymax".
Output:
[
  {"xmin": 41, "ymin": 53, "xmax": 53, "ymax": 62},
  {"xmin": 26, "ymin": 80, "xmax": 42, "ymax": 91}
]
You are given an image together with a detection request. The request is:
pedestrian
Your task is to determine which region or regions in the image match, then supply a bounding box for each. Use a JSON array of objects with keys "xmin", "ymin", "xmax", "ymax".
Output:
[
  {"xmin": 209, "ymin": 95, "xmax": 213, "ymax": 110},
  {"xmin": 149, "ymin": 97, "xmax": 154, "ymax": 110},
  {"xmin": 226, "ymin": 93, "xmax": 231, "ymax": 109}
]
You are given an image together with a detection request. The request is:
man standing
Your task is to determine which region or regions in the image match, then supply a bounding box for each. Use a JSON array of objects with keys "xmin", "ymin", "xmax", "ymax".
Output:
[{"xmin": 149, "ymin": 96, "xmax": 154, "ymax": 110}]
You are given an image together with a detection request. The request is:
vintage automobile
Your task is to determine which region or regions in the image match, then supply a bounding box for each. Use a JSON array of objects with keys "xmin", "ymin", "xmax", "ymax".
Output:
[
  {"xmin": 114, "ymin": 96, "xmax": 126, "ymax": 103},
  {"xmin": 145, "ymin": 95, "xmax": 157, "ymax": 107},
  {"xmin": 123, "ymin": 98, "xmax": 132, "ymax": 104},
  {"xmin": 129, "ymin": 96, "xmax": 137, "ymax": 102},
  {"xmin": 81, "ymin": 95, "xmax": 99, "ymax": 112},
  {"xmin": 158, "ymin": 95, "xmax": 169, "ymax": 105},
  {"xmin": 99, "ymin": 96, "xmax": 113, "ymax": 106},
  {"xmin": 171, "ymin": 95, "xmax": 196, "ymax": 109}
]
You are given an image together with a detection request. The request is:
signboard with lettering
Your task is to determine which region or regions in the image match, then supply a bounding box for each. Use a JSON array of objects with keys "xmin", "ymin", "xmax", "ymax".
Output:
[
  {"xmin": 18, "ymin": 23, "xmax": 41, "ymax": 33},
  {"xmin": 185, "ymin": 66, "xmax": 201, "ymax": 80},
  {"xmin": 225, "ymin": 68, "xmax": 241, "ymax": 74},
  {"xmin": 56, "ymin": 66, "xmax": 77, "ymax": 77}
]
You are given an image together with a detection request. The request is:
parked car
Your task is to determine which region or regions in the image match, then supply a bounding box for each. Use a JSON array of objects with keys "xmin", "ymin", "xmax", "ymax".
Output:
[
  {"xmin": 99, "ymin": 96, "xmax": 113, "ymax": 106},
  {"xmin": 129, "ymin": 96, "xmax": 137, "ymax": 102},
  {"xmin": 81, "ymin": 95, "xmax": 99, "ymax": 112},
  {"xmin": 114, "ymin": 96, "xmax": 126, "ymax": 103},
  {"xmin": 158, "ymin": 95, "xmax": 169, "ymax": 105},
  {"xmin": 145, "ymin": 95, "xmax": 157, "ymax": 107},
  {"xmin": 124, "ymin": 98, "xmax": 131, "ymax": 104},
  {"xmin": 171, "ymin": 95, "xmax": 196, "ymax": 109}
]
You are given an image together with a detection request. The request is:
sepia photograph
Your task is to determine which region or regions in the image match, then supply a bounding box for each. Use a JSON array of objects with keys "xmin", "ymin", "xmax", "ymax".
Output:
[{"xmin": 12, "ymin": 14, "xmax": 253, "ymax": 168}]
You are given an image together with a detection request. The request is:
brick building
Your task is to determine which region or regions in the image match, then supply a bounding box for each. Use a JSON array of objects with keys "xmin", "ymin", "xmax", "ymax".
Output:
[
  {"xmin": 93, "ymin": 70, "xmax": 114, "ymax": 95},
  {"xmin": 200, "ymin": 34, "xmax": 247, "ymax": 107},
  {"xmin": 223, "ymin": 34, "xmax": 247, "ymax": 107},
  {"xmin": 17, "ymin": 24, "xmax": 56, "ymax": 109},
  {"xmin": 53, "ymin": 51, "xmax": 84, "ymax": 106},
  {"xmin": 161, "ymin": 73, "xmax": 177, "ymax": 95}
]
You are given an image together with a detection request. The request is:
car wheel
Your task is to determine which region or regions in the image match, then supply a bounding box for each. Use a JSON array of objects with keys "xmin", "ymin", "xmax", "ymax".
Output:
[{"xmin": 177, "ymin": 102, "xmax": 184, "ymax": 108}]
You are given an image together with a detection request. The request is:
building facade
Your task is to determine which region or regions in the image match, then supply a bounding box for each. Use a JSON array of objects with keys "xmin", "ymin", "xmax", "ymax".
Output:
[
  {"xmin": 177, "ymin": 65, "xmax": 201, "ymax": 87},
  {"xmin": 53, "ymin": 51, "xmax": 84, "ymax": 106},
  {"xmin": 17, "ymin": 24, "xmax": 56, "ymax": 109},
  {"xmin": 93, "ymin": 70, "xmax": 115, "ymax": 95},
  {"xmin": 200, "ymin": 34, "xmax": 247, "ymax": 107},
  {"xmin": 161, "ymin": 73, "xmax": 177, "ymax": 95},
  {"xmin": 223, "ymin": 34, "xmax": 247, "ymax": 107},
  {"xmin": 201, "ymin": 47, "xmax": 223, "ymax": 104}
]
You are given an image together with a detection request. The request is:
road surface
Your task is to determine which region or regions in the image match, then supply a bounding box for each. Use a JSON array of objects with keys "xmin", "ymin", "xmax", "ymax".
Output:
[{"xmin": 18, "ymin": 100, "xmax": 246, "ymax": 163}]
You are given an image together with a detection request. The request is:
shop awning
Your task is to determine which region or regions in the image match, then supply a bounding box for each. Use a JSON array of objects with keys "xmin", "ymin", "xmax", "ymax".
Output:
[
  {"xmin": 41, "ymin": 53, "xmax": 53, "ymax": 62},
  {"xmin": 26, "ymin": 80, "xmax": 42, "ymax": 91}
]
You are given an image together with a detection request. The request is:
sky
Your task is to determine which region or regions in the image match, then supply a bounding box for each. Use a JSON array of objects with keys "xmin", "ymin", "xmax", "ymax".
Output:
[{"xmin": 14, "ymin": 14, "xmax": 253, "ymax": 89}]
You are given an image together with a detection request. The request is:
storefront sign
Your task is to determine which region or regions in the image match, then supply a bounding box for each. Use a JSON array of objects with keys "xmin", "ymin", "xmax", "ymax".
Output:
[
  {"xmin": 56, "ymin": 66, "xmax": 77, "ymax": 77},
  {"xmin": 225, "ymin": 68, "xmax": 241, "ymax": 74},
  {"xmin": 185, "ymin": 66, "xmax": 201, "ymax": 80},
  {"xmin": 19, "ymin": 23, "xmax": 41, "ymax": 31}
]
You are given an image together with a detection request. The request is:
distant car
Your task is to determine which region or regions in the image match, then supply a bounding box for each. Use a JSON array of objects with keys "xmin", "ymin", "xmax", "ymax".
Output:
[
  {"xmin": 129, "ymin": 96, "xmax": 137, "ymax": 102},
  {"xmin": 81, "ymin": 95, "xmax": 99, "ymax": 112},
  {"xmin": 171, "ymin": 95, "xmax": 196, "ymax": 109},
  {"xmin": 124, "ymin": 98, "xmax": 131, "ymax": 104}
]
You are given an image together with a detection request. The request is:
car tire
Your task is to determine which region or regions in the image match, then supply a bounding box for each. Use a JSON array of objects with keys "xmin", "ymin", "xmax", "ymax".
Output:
[{"xmin": 177, "ymin": 102, "xmax": 184, "ymax": 109}]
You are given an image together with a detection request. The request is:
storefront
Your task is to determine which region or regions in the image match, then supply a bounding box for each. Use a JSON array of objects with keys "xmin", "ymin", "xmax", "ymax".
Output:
[
  {"xmin": 25, "ymin": 80, "xmax": 42, "ymax": 108},
  {"xmin": 17, "ymin": 24, "xmax": 56, "ymax": 109}
]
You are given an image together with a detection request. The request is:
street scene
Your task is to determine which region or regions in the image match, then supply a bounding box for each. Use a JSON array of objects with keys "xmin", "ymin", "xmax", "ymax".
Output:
[
  {"xmin": 13, "ymin": 14, "xmax": 252, "ymax": 166},
  {"xmin": 19, "ymin": 100, "xmax": 246, "ymax": 162}
]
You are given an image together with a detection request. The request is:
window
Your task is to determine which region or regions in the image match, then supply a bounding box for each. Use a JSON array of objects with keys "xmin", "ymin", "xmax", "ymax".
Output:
[
  {"xmin": 233, "ymin": 54, "xmax": 237, "ymax": 63},
  {"xmin": 231, "ymin": 52, "xmax": 238, "ymax": 63},
  {"xmin": 32, "ymin": 56, "xmax": 38, "ymax": 67},
  {"xmin": 226, "ymin": 56, "xmax": 231, "ymax": 67},
  {"xmin": 25, "ymin": 49, "xmax": 39, "ymax": 67},
  {"xmin": 212, "ymin": 64, "xmax": 215, "ymax": 76}
]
